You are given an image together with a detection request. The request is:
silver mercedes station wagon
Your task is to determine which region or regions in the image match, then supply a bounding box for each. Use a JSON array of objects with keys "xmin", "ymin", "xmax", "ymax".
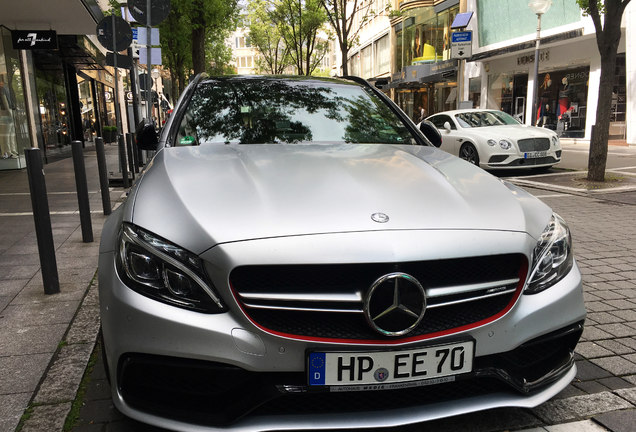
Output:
[{"xmin": 98, "ymin": 75, "xmax": 586, "ymax": 431}]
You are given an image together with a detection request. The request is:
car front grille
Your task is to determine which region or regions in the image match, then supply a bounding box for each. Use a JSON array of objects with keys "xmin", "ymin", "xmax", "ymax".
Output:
[
  {"xmin": 518, "ymin": 138, "xmax": 551, "ymax": 152},
  {"xmin": 230, "ymin": 254, "xmax": 527, "ymax": 341},
  {"xmin": 504, "ymin": 156, "xmax": 559, "ymax": 167}
]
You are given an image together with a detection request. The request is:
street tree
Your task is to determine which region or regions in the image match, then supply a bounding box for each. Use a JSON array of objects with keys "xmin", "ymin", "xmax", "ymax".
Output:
[
  {"xmin": 271, "ymin": 0, "xmax": 330, "ymax": 75},
  {"xmin": 159, "ymin": 1, "xmax": 192, "ymax": 102},
  {"xmin": 246, "ymin": 0, "xmax": 293, "ymax": 74},
  {"xmin": 183, "ymin": 0, "xmax": 239, "ymax": 74},
  {"xmin": 320, "ymin": 0, "xmax": 373, "ymax": 76},
  {"xmin": 577, "ymin": 0, "xmax": 631, "ymax": 181}
]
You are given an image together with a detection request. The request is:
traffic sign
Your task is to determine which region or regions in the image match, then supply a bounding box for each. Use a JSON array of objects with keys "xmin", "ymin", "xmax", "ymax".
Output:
[
  {"xmin": 128, "ymin": 0, "xmax": 170, "ymax": 26},
  {"xmin": 96, "ymin": 15, "xmax": 132, "ymax": 52},
  {"xmin": 451, "ymin": 31, "xmax": 472, "ymax": 59}
]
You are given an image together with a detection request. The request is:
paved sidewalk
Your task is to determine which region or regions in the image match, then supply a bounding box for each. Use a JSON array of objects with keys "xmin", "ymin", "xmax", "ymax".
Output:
[
  {"xmin": 1, "ymin": 147, "xmax": 635, "ymax": 432},
  {"xmin": 0, "ymin": 142, "xmax": 131, "ymax": 432}
]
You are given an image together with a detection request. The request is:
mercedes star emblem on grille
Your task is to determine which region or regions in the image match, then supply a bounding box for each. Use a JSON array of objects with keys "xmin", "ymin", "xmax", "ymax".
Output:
[
  {"xmin": 371, "ymin": 212, "xmax": 389, "ymax": 223},
  {"xmin": 364, "ymin": 272, "xmax": 426, "ymax": 336}
]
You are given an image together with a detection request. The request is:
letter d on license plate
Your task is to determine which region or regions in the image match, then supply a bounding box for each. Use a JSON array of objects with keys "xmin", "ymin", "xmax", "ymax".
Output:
[{"xmin": 308, "ymin": 340, "xmax": 473, "ymax": 387}]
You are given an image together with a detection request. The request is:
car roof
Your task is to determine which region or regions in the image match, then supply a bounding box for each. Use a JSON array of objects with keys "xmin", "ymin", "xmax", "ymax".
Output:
[
  {"xmin": 198, "ymin": 75, "xmax": 366, "ymax": 87},
  {"xmin": 430, "ymin": 109, "xmax": 505, "ymax": 116}
]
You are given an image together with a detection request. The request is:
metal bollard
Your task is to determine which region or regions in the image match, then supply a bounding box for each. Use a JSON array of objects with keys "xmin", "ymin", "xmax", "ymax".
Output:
[
  {"xmin": 125, "ymin": 133, "xmax": 135, "ymax": 179},
  {"xmin": 71, "ymin": 141, "xmax": 94, "ymax": 243},
  {"xmin": 131, "ymin": 132, "xmax": 140, "ymax": 173},
  {"xmin": 94, "ymin": 137, "xmax": 112, "ymax": 215},
  {"xmin": 118, "ymin": 134, "xmax": 130, "ymax": 188},
  {"xmin": 25, "ymin": 148, "xmax": 60, "ymax": 295}
]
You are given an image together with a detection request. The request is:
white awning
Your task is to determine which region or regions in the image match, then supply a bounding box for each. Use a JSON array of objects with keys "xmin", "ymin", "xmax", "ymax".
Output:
[{"xmin": 1, "ymin": 0, "xmax": 103, "ymax": 35}]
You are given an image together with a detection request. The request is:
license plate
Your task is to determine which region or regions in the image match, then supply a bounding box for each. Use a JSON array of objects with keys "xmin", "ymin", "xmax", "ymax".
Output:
[
  {"xmin": 524, "ymin": 151, "xmax": 547, "ymax": 159},
  {"xmin": 308, "ymin": 341, "xmax": 473, "ymax": 390}
]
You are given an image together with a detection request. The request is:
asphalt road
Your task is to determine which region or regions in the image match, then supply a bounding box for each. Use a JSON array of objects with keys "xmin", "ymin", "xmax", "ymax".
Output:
[{"xmin": 555, "ymin": 144, "xmax": 636, "ymax": 172}]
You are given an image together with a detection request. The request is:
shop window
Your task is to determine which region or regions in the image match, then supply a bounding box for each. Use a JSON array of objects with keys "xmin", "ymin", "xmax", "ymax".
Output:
[
  {"xmin": 488, "ymin": 73, "xmax": 528, "ymax": 122},
  {"xmin": 361, "ymin": 45, "xmax": 372, "ymax": 78},
  {"xmin": 534, "ymin": 67, "xmax": 589, "ymax": 138},
  {"xmin": 399, "ymin": 5, "xmax": 459, "ymax": 67},
  {"xmin": 375, "ymin": 34, "xmax": 390, "ymax": 76},
  {"xmin": 610, "ymin": 53, "xmax": 626, "ymax": 139},
  {"xmin": 469, "ymin": 77, "xmax": 481, "ymax": 109},
  {"xmin": 0, "ymin": 27, "xmax": 29, "ymax": 168}
]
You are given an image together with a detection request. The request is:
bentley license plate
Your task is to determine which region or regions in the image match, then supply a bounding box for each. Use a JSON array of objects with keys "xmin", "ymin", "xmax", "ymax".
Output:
[
  {"xmin": 524, "ymin": 151, "xmax": 547, "ymax": 159},
  {"xmin": 308, "ymin": 341, "xmax": 474, "ymax": 390}
]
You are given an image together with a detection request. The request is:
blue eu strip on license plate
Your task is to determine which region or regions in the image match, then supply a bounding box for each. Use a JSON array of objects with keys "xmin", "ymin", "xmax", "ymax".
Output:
[{"xmin": 309, "ymin": 352, "xmax": 326, "ymax": 385}]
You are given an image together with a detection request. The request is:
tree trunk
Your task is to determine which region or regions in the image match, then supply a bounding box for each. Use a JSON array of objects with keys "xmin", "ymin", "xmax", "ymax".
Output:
[
  {"xmin": 341, "ymin": 43, "xmax": 348, "ymax": 76},
  {"xmin": 587, "ymin": 51, "xmax": 617, "ymax": 181},
  {"xmin": 586, "ymin": 0, "xmax": 628, "ymax": 181},
  {"xmin": 192, "ymin": 26, "xmax": 206, "ymax": 74},
  {"xmin": 191, "ymin": 0, "xmax": 206, "ymax": 75}
]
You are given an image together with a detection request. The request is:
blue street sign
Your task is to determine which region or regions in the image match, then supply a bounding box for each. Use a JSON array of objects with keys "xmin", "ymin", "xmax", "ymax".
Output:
[{"xmin": 452, "ymin": 32, "xmax": 472, "ymax": 43}]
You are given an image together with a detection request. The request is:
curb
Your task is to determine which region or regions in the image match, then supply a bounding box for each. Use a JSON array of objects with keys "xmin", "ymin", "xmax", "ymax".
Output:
[{"xmin": 17, "ymin": 277, "xmax": 101, "ymax": 432}]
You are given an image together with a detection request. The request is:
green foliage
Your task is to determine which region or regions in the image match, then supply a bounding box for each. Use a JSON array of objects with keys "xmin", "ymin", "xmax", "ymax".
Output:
[
  {"xmin": 576, "ymin": 0, "xmax": 606, "ymax": 15},
  {"xmin": 104, "ymin": 0, "xmax": 122, "ymax": 16},
  {"xmin": 246, "ymin": 0, "xmax": 294, "ymax": 74},
  {"xmin": 206, "ymin": 33, "xmax": 236, "ymax": 76},
  {"xmin": 271, "ymin": 0, "xmax": 330, "ymax": 75},
  {"xmin": 159, "ymin": 0, "xmax": 238, "ymax": 83}
]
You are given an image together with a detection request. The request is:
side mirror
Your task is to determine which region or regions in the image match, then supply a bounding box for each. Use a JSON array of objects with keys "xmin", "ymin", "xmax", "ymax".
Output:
[
  {"xmin": 443, "ymin": 121, "xmax": 452, "ymax": 132},
  {"xmin": 136, "ymin": 120, "xmax": 158, "ymax": 151},
  {"xmin": 419, "ymin": 120, "xmax": 442, "ymax": 148}
]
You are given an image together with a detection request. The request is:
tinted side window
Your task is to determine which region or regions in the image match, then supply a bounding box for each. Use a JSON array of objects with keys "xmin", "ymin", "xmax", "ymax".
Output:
[{"xmin": 430, "ymin": 115, "xmax": 455, "ymax": 130}]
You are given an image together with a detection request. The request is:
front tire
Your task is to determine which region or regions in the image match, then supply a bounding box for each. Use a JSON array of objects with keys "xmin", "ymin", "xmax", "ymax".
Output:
[{"xmin": 460, "ymin": 143, "xmax": 480, "ymax": 166}]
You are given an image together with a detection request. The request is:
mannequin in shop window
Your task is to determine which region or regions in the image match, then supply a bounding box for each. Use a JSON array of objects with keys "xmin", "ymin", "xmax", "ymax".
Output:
[
  {"xmin": 557, "ymin": 77, "xmax": 572, "ymax": 130},
  {"xmin": 538, "ymin": 103, "xmax": 555, "ymax": 129},
  {"xmin": 0, "ymin": 76, "xmax": 18, "ymax": 159}
]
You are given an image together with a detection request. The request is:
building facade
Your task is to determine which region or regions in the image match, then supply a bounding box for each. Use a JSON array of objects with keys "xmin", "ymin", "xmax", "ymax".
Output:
[
  {"xmin": 0, "ymin": 0, "xmax": 145, "ymax": 172},
  {"xmin": 462, "ymin": 0, "xmax": 633, "ymax": 144},
  {"xmin": 230, "ymin": 28, "xmax": 257, "ymax": 75},
  {"xmin": 343, "ymin": 0, "xmax": 633, "ymax": 145}
]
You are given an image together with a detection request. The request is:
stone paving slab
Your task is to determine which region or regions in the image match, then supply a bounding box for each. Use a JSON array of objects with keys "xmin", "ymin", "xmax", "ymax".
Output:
[
  {"xmin": 594, "ymin": 410, "xmax": 636, "ymax": 432},
  {"xmin": 531, "ymin": 391, "xmax": 634, "ymax": 424},
  {"xmin": 20, "ymin": 403, "xmax": 72, "ymax": 432},
  {"xmin": 518, "ymin": 420, "xmax": 610, "ymax": 431},
  {"xmin": 0, "ymin": 393, "xmax": 31, "ymax": 432}
]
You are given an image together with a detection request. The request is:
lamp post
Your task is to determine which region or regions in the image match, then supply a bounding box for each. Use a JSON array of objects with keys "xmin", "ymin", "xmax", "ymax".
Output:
[{"xmin": 528, "ymin": 0, "xmax": 552, "ymax": 126}]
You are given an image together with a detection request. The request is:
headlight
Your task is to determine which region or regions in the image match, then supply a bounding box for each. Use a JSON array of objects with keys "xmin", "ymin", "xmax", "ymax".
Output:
[
  {"xmin": 499, "ymin": 140, "xmax": 512, "ymax": 150},
  {"xmin": 487, "ymin": 139, "xmax": 497, "ymax": 146},
  {"xmin": 117, "ymin": 223, "xmax": 225, "ymax": 313},
  {"xmin": 552, "ymin": 135, "xmax": 559, "ymax": 146},
  {"xmin": 525, "ymin": 213, "xmax": 574, "ymax": 294}
]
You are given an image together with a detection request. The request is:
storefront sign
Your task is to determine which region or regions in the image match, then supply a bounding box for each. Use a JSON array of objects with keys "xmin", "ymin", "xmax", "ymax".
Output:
[
  {"xmin": 11, "ymin": 30, "xmax": 58, "ymax": 50},
  {"xmin": 431, "ymin": 60, "xmax": 458, "ymax": 74},
  {"xmin": 517, "ymin": 50, "xmax": 550, "ymax": 66}
]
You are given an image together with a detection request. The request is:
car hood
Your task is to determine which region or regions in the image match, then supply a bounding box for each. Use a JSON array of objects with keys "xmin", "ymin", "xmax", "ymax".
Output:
[
  {"xmin": 129, "ymin": 144, "xmax": 551, "ymax": 254},
  {"xmin": 466, "ymin": 124, "xmax": 557, "ymax": 141}
]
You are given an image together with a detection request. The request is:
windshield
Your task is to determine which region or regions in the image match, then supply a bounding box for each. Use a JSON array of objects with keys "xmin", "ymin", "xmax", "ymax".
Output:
[
  {"xmin": 455, "ymin": 111, "xmax": 521, "ymax": 128},
  {"xmin": 175, "ymin": 78, "xmax": 415, "ymax": 146}
]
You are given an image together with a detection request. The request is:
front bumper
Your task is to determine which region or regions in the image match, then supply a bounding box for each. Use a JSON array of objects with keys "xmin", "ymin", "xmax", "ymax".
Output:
[
  {"xmin": 486, "ymin": 151, "xmax": 561, "ymax": 169},
  {"xmin": 115, "ymin": 321, "xmax": 582, "ymax": 428},
  {"xmin": 99, "ymin": 228, "xmax": 586, "ymax": 431}
]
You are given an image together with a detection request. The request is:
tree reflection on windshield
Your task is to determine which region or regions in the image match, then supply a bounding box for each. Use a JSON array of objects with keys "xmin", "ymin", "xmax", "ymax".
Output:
[{"xmin": 176, "ymin": 77, "xmax": 413, "ymax": 146}]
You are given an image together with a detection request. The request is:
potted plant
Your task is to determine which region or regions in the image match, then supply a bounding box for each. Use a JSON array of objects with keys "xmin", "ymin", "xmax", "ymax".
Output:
[{"xmin": 102, "ymin": 126, "xmax": 118, "ymax": 143}]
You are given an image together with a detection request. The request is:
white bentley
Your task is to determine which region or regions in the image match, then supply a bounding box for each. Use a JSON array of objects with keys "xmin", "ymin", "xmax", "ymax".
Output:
[{"xmin": 426, "ymin": 109, "xmax": 561, "ymax": 170}]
